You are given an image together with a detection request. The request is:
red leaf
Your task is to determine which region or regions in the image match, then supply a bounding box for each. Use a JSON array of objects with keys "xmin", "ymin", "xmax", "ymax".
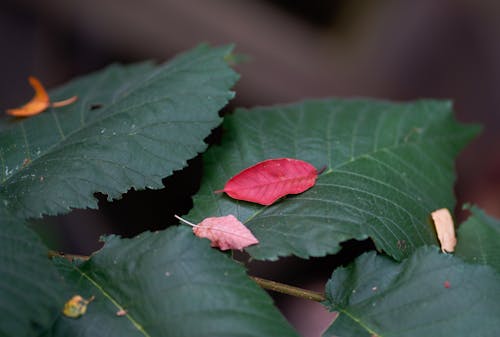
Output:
[
  {"xmin": 175, "ymin": 214, "xmax": 259, "ymax": 250},
  {"xmin": 216, "ymin": 158, "xmax": 318, "ymax": 205}
]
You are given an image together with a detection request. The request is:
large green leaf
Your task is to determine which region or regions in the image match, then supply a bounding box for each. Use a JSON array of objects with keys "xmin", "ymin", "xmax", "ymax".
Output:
[
  {"xmin": 0, "ymin": 205, "xmax": 65, "ymax": 337},
  {"xmin": 455, "ymin": 205, "xmax": 500, "ymax": 273},
  {"xmin": 323, "ymin": 246, "xmax": 500, "ymax": 337},
  {"xmin": 46, "ymin": 227, "xmax": 298, "ymax": 337},
  {"xmin": 0, "ymin": 44, "xmax": 238, "ymax": 218},
  {"xmin": 189, "ymin": 99, "xmax": 479, "ymax": 260}
]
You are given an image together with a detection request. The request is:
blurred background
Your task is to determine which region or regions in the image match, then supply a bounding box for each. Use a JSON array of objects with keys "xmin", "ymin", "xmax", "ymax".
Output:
[{"xmin": 1, "ymin": 1, "xmax": 500, "ymax": 335}]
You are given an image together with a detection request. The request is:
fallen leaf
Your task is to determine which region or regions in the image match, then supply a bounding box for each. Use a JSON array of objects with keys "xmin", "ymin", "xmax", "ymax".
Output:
[
  {"xmin": 62, "ymin": 295, "xmax": 94, "ymax": 318},
  {"xmin": 175, "ymin": 214, "xmax": 259, "ymax": 250},
  {"xmin": 431, "ymin": 208, "xmax": 456, "ymax": 253},
  {"xmin": 216, "ymin": 158, "xmax": 318, "ymax": 205},
  {"xmin": 7, "ymin": 77, "xmax": 49, "ymax": 117},
  {"xmin": 6, "ymin": 76, "xmax": 77, "ymax": 117}
]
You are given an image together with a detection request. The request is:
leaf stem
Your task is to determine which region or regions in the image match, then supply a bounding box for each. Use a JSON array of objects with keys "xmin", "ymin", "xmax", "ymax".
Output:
[
  {"xmin": 48, "ymin": 250, "xmax": 89, "ymax": 261},
  {"xmin": 48, "ymin": 251, "xmax": 325, "ymax": 302},
  {"xmin": 250, "ymin": 276, "xmax": 325, "ymax": 302}
]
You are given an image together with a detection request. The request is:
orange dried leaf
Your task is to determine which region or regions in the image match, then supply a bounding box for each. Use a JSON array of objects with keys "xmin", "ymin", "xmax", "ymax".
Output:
[
  {"xmin": 7, "ymin": 76, "xmax": 50, "ymax": 117},
  {"xmin": 431, "ymin": 208, "xmax": 456, "ymax": 253},
  {"xmin": 175, "ymin": 214, "xmax": 259, "ymax": 250},
  {"xmin": 6, "ymin": 77, "xmax": 78, "ymax": 117}
]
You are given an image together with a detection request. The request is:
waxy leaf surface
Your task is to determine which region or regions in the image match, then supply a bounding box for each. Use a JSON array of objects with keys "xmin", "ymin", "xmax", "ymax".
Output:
[
  {"xmin": 0, "ymin": 44, "xmax": 238, "ymax": 218},
  {"xmin": 189, "ymin": 99, "xmax": 479, "ymax": 260},
  {"xmin": 455, "ymin": 205, "xmax": 500, "ymax": 273},
  {"xmin": 217, "ymin": 158, "xmax": 317, "ymax": 205},
  {"xmin": 46, "ymin": 227, "xmax": 298, "ymax": 337},
  {"xmin": 323, "ymin": 246, "xmax": 500, "ymax": 337},
  {"xmin": 190, "ymin": 214, "xmax": 259, "ymax": 250}
]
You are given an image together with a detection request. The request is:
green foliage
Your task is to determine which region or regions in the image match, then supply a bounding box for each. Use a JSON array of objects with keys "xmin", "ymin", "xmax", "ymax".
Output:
[
  {"xmin": 46, "ymin": 227, "xmax": 298, "ymax": 337},
  {"xmin": 0, "ymin": 208, "xmax": 65, "ymax": 337},
  {"xmin": 189, "ymin": 100, "xmax": 479, "ymax": 260},
  {"xmin": 0, "ymin": 44, "xmax": 238, "ymax": 218},
  {"xmin": 1, "ymin": 44, "xmax": 498, "ymax": 337},
  {"xmin": 456, "ymin": 205, "xmax": 500, "ymax": 272},
  {"xmin": 323, "ymin": 246, "xmax": 500, "ymax": 337}
]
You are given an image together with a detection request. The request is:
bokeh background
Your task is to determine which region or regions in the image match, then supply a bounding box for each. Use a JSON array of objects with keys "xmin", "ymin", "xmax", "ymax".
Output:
[{"xmin": 2, "ymin": 1, "xmax": 500, "ymax": 336}]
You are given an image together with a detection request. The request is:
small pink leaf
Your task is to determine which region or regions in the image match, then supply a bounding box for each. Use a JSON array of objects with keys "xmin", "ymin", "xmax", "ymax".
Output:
[
  {"xmin": 216, "ymin": 158, "xmax": 318, "ymax": 205},
  {"xmin": 175, "ymin": 214, "xmax": 259, "ymax": 250}
]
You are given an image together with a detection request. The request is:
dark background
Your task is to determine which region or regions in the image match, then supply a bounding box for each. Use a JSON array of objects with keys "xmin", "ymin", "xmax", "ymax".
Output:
[{"xmin": 2, "ymin": 1, "xmax": 500, "ymax": 335}]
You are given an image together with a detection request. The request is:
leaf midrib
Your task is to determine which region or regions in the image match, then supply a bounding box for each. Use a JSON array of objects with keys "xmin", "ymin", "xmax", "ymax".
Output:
[
  {"xmin": 73, "ymin": 264, "xmax": 151, "ymax": 337},
  {"xmin": 338, "ymin": 309, "xmax": 380, "ymax": 337}
]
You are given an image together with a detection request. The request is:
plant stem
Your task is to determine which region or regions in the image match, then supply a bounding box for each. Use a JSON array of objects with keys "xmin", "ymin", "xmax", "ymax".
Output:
[
  {"xmin": 48, "ymin": 250, "xmax": 89, "ymax": 261},
  {"xmin": 250, "ymin": 276, "xmax": 325, "ymax": 302},
  {"xmin": 48, "ymin": 251, "xmax": 325, "ymax": 303}
]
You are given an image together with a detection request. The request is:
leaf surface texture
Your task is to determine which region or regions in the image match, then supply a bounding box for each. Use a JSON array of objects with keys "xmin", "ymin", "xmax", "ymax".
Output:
[
  {"xmin": 323, "ymin": 246, "xmax": 500, "ymax": 337},
  {"xmin": 189, "ymin": 99, "xmax": 479, "ymax": 260},
  {"xmin": 0, "ymin": 45, "xmax": 238, "ymax": 218},
  {"xmin": 47, "ymin": 227, "xmax": 298, "ymax": 337}
]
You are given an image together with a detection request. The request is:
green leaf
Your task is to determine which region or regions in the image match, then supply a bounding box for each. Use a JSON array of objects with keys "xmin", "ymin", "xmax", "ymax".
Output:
[
  {"xmin": 0, "ymin": 205, "xmax": 65, "ymax": 337},
  {"xmin": 455, "ymin": 205, "xmax": 500, "ymax": 272},
  {"xmin": 189, "ymin": 99, "xmax": 479, "ymax": 260},
  {"xmin": 323, "ymin": 246, "xmax": 500, "ymax": 337},
  {"xmin": 0, "ymin": 44, "xmax": 238, "ymax": 218},
  {"xmin": 47, "ymin": 227, "xmax": 298, "ymax": 337}
]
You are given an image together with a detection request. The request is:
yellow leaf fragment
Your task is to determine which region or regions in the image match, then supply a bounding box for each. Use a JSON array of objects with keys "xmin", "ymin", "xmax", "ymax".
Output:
[
  {"xmin": 62, "ymin": 295, "xmax": 94, "ymax": 318},
  {"xmin": 431, "ymin": 208, "xmax": 456, "ymax": 253},
  {"xmin": 6, "ymin": 76, "xmax": 78, "ymax": 117}
]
